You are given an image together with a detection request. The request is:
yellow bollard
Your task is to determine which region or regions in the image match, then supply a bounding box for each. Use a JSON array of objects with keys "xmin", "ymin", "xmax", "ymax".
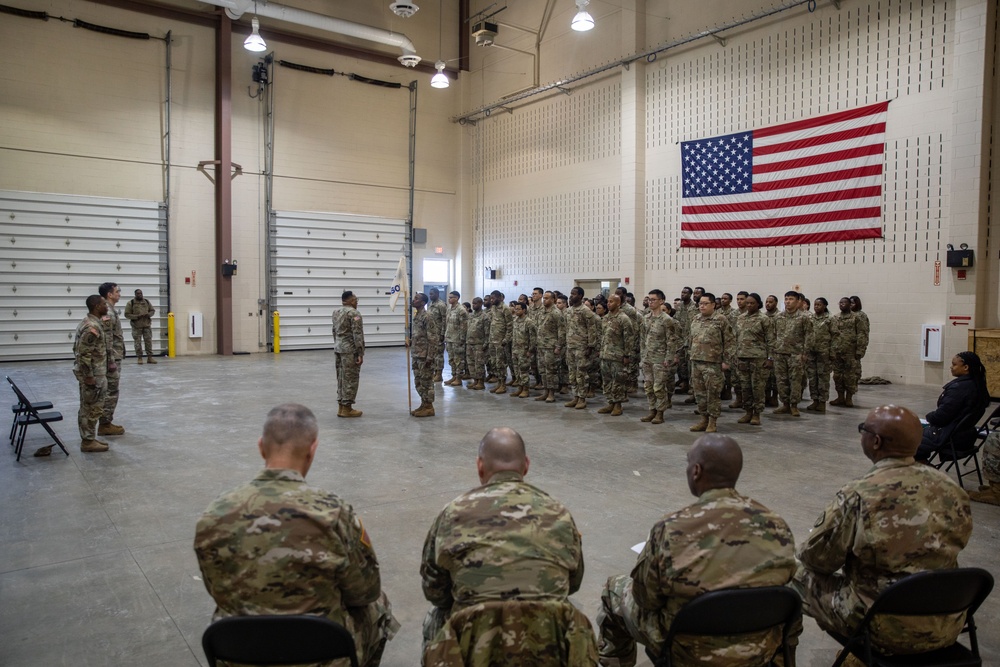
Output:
[
  {"xmin": 272, "ymin": 311, "xmax": 280, "ymax": 354},
  {"xmin": 167, "ymin": 312, "xmax": 176, "ymax": 358}
]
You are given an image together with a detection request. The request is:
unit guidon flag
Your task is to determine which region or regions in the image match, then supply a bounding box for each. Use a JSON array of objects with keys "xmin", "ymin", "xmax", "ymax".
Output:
[{"xmin": 679, "ymin": 101, "xmax": 888, "ymax": 248}]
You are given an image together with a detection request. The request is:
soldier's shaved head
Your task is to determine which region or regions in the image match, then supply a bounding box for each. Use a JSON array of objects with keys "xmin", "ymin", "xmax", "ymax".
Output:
[
  {"xmin": 686, "ymin": 434, "xmax": 743, "ymax": 496},
  {"xmin": 861, "ymin": 404, "xmax": 923, "ymax": 461},
  {"xmin": 477, "ymin": 427, "xmax": 529, "ymax": 482},
  {"xmin": 259, "ymin": 404, "xmax": 319, "ymax": 475}
]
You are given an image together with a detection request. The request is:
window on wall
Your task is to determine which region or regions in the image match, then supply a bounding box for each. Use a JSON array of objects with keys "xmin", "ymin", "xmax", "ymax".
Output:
[{"xmin": 423, "ymin": 258, "xmax": 450, "ymax": 287}]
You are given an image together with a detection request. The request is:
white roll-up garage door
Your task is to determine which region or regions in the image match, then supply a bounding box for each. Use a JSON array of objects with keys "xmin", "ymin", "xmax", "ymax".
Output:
[
  {"xmin": 271, "ymin": 210, "xmax": 408, "ymax": 350},
  {"xmin": 0, "ymin": 190, "xmax": 167, "ymax": 361}
]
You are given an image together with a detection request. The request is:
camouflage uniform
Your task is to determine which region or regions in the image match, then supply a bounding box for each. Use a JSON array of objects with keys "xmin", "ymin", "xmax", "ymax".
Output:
[
  {"xmin": 688, "ymin": 312, "xmax": 734, "ymax": 419},
  {"xmin": 983, "ymin": 431, "xmax": 1000, "ymax": 484},
  {"xmin": 675, "ymin": 301, "xmax": 698, "ymax": 387},
  {"xmin": 73, "ymin": 313, "xmax": 109, "ymax": 440},
  {"xmin": 420, "ymin": 470, "xmax": 585, "ymax": 648},
  {"xmin": 620, "ymin": 302, "xmax": 643, "ymax": 389},
  {"xmin": 589, "ymin": 316, "xmax": 604, "ymax": 393},
  {"xmin": 488, "ymin": 303, "xmax": 512, "ymax": 383},
  {"xmin": 772, "ymin": 310, "xmax": 809, "ymax": 407},
  {"xmin": 806, "ymin": 310, "xmax": 835, "ymax": 402},
  {"xmin": 428, "ymin": 299, "xmax": 448, "ymax": 377},
  {"xmin": 445, "ymin": 304, "xmax": 468, "ymax": 381},
  {"xmin": 734, "ymin": 311, "xmax": 774, "ymax": 414},
  {"xmin": 124, "ymin": 296, "xmax": 155, "ymax": 358},
  {"xmin": 332, "ymin": 305, "xmax": 365, "ymax": 405},
  {"xmin": 794, "ymin": 458, "xmax": 972, "ymax": 655},
  {"xmin": 465, "ymin": 309, "xmax": 489, "ymax": 382},
  {"xmin": 719, "ymin": 306, "xmax": 742, "ymax": 397},
  {"xmin": 536, "ymin": 305, "xmax": 566, "ymax": 391},
  {"xmin": 101, "ymin": 304, "xmax": 125, "ymax": 424},
  {"xmin": 853, "ymin": 309, "xmax": 871, "ymax": 382},
  {"xmin": 412, "ymin": 307, "xmax": 438, "ymax": 405},
  {"xmin": 528, "ymin": 301, "xmax": 544, "ymax": 383},
  {"xmin": 832, "ymin": 311, "xmax": 868, "ymax": 396},
  {"xmin": 641, "ymin": 311, "xmax": 681, "ymax": 412},
  {"xmin": 598, "ymin": 488, "xmax": 796, "ymax": 667},
  {"xmin": 194, "ymin": 468, "xmax": 399, "ymax": 667},
  {"xmin": 565, "ymin": 304, "xmax": 600, "ymax": 400},
  {"xmin": 511, "ymin": 313, "xmax": 537, "ymax": 389},
  {"xmin": 764, "ymin": 309, "xmax": 779, "ymax": 399},
  {"xmin": 482, "ymin": 305, "xmax": 495, "ymax": 379},
  {"xmin": 600, "ymin": 311, "xmax": 636, "ymax": 404}
]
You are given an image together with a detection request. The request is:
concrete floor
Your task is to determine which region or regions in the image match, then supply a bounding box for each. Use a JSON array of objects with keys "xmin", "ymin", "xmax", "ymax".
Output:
[{"xmin": 1, "ymin": 348, "xmax": 998, "ymax": 667}]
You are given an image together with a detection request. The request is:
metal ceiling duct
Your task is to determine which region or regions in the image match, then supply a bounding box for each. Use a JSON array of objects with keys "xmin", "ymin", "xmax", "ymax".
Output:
[{"xmin": 199, "ymin": 0, "xmax": 421, "ymax": 66}]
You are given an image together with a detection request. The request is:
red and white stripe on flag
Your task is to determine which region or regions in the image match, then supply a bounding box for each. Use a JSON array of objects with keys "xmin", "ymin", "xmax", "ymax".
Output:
[{"xmin": 679, "ymin": 101, "xmax": 888, "ymax": 248}]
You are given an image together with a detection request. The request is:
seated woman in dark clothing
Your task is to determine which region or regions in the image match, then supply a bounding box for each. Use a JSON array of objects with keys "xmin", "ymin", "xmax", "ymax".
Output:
[{"xmin": 915, "ymin": 351, "xmax": 990, "ymax": 461}]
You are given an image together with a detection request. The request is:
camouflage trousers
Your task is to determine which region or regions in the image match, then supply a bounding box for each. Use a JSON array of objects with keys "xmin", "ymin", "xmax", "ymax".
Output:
[
  {"xmin": 466, "ymin": 344, "xmax": 487, "ymax": 381},
  {"xmin": 642, "ymin": 360, "xmax": 674, "ymax": 411},
  {"xmin": 737, "ymin": 357, "xmax": 768, "ymax": 413},
  {"xmin": 131, "ymin": 325, "xmax": 153, "ymax": 357},
  {"xmin": 345, "ymin": 591, "xmax": 400, "ymax": 667},
  {"xmin": 589, "ymin": 356, "xmax": 602, "ymax": 392},
  {"xmin": 690, "ymin": 360, "xmax": 724, "ymax": 418},
  {"xmin": 806, "ymin": 353, "xmax": 831, "ymax": 402},
  {"xmin": 447, "ymin": 341, "xmax": 465, "ymax": 380},
  {"xmin": 77, "ymin": 376, "xmax": 107, "ymax": 440},
  {"xmin": 774, "ymin": 353, "xmax": 805, "ymax": 406},
  {"xmin": 601, "ymin": 359, "xmax": 627, "ymax": 403},
  {"xmin": 412, "ymin": 357, "xmax": 435, "ymax": 403},
  {"xmin": 792, "ymin": 566, "xmax": 964, "ymax": 656},
  {"xmin": 677, "ymin": 347, "xmax": 690, "ymax": 383},
  {"xmin": 435, "ymin": 339, "xmax": 445, "ymax": 375},
  {"xmin": 982, "ymin": 432, "xmax": 1000, "ymax": 484},
  {"xmin": 102, "ymin": 365, "xmax": 120, "ymax": 423},
  {"xmin": 626, "ymin": 349, "xmax": 640, "ymax": 389},
  {"xmin": 566, "ymin": 347, "xmax": 591, "ymax": 398},
  {"xmin": 511, "ymin": 347, "xmax": 533, "ymax": 388},
  {"xmin": 832, "ymin": 354, "xmax": 860, "ymax": 394},
  {"xmin": 538, "ymin": 348, "xmax": 560, "ymax": 390},
  {"xmin": 596, "ymin": 575, "xmax": 649, "ymax": 667},
  {"xmin": 559, "ymin": 351, "xmax": 569, "ymax": 388},
  {"xmin": 490, "ymin": 341, "xmax": 507, "ymax": 381},
  {"xmin": 335, "ymin": 352, "xmax": 361, "ymax": 404}
]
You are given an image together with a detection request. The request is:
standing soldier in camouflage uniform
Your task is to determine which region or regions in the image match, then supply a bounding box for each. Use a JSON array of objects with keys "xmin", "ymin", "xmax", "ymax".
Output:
[
  {"xmin": 487, "ymin": 290, "xmax": 512, "ymax": 393},
  {"xmin": 554, "ymin": 294, "xmax": 571, "ymax": 392},
  {"xmin": 564, "ymin": 286, "xmax": 600, "ymax": 410},
  {"xmin": 598, "ymin": 294, "xmax": 636, "ymax": 417},
  {"xmin": 616, "ymin": 287, "xmax": 642, "ymax": 394},
  {"xmin": 794, "ymin": 405, "xmax": 972, "ymax": 656},
  {"xmin": 719, "ymin": 293, "xmax": 742, "ymax": 407},
  {"xmin": 428, "ymin": 288, "xmax": 448, "ymax": 383},
  {"xmin": 674, "ymin": 287, "xmax": 695, "ymax": 395},
  {"xmin": 73, "ymin": 294, "xmax": 112, "ymax": 453},
  {"xmin": 850, "ymin": 295, "xmax": 871, "ymax": 385},
  {"xmin": 509, "ymin": 301, "xmax": 537, "ymax": 398},
  {"xmin": 534, "ymin": 291, "xmax": 565, "ymax": 404},
  {"xmin": 124, "ymin": 288, "xmax": 156, "ymax": 364},
  {"xmin": 598, "ymin": 435, "xmax": 796, "ymax": 667},
  {"xmin": 420, "ymin": 427, "xmax": 595, "ymax": 664},
  {"xmin": 194, "ymin": 404, "xmax": 398, "ymax": 667},
  {"xmin": 528, "ymin": 287, "xmax": 545, "ymax": 387},
  {"xmin": 332, "ymin": 290, "xmax": 365, "ymax": 418},
  {"xmin": 831, "ymin": 297, "xmax": 869, "ymax": 407},
  {"xmin": 444, "ymin": 291, "xmax": 468, "ymax": 386},
  {"xmin": 772, "ymin": 291, "xmax": 809, "ymax": 417},
  {"xmin": 734, "ymin": 293, "xmax": 773, "ymax": 426},
  {"xmin": 98, "ymin": 282, "xmax": 126, "ymax": 436},
  {"xmin": 805, "ymin": 297, "xmax": 835, "ymax": 413},
  {"xmin": 686, "ymin": 293, "xmax": 734, "ymax": 433},
  {"xmin": 409, "ymin": 292, "xmax": 438, "ymax": 417},
  {"xmin": 640, "ymin": 289, "xmax": 680, "ymax": 425},
  {"xmin": 763, "ymin": 295, "xmax": 781, "ymax": 407},
  {"xmin": 465, "ymin": 297, "xmax": 489, "ymax": 391}
]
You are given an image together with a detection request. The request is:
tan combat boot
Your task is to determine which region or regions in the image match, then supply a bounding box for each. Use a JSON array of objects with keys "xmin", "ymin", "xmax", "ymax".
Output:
[
  {"xmin": 535, "ymin": 390, "xmax": 549, "ymax": 401},
  {"xmin": 342, "ymin": 404, "xmax": 362, "ymax": 418},
  {"xmin": 564, "ymin": 397, "xmax": 580, "ymax": 408},
  {"xmin": 729, "ymin": 397, "xmax": 743, "ymax": 409},
  {"xmin": 81, "ymin": 439, "xmax": 109, "ymax": 453},
  {"xmin": 494, "ymin": 381, "xmax": 507, "ymax": 395},
  {"xmin": 575, "ymin": 397, "xmax": 587, "ymax": 409},
  {"xmin": 586, "ymin": 389, "xmax": 596, "ymax": 398},
  {"xmin": 830, "ymin": 390, "xmax": 846, "ymax": 406},
  {"xmin": 597, "ymin": 403, "xmax": 614, "ymax": 414},
  {"xmin": 651, "ymin": 411, "xmax": 664, "ymax": 424},
  {"xmin": 640, "ymin": 409, "xmax": 657, "ymax": 423},
  {"xmin": 789, "ymin": 404, "xmax": 801, "ymax": 417},
  {"xmin": 969, "ymin": 483, "xmax": 1000, "ymax": 506},
  {"xmin": 518, "ymin": 386, "xmax": 531, "ymax": 398},
  {"xmin": 413, "ymin": 402, "xmax": 435, "ymax": 417},
  {"xmin": 690, "ymin": 415, "xmax": 709, "ymax": 432},
  {"xmin": 434, "ymin": 373, "xmax": 443, "ymax": 383},
  {"xmin": 471, "ymin": 380, "xmax": 486, "ymax": 391},
  {"xmin": 610, "ymin": 403, "xmax": 623, "ymax": 416},
  {"xmin": 750, "ymin": 411, "xmax": 762, "ymax": 426},
  {"xmin": 410, "ymin": 401, "xmax": 427, "ymax": 416},
  {"xmin": 98, "ymin": 422, "xmax": 125, "ymax": 436},
  {"xmin": 844, "ymin": 392, "xmax": 854, "ymax": 407},
  {"xmin": 814, "ymin": 401, "xmax": 826, "ymax": 413},
  {"xmin": 737, "ymin": 410, "xmax": 753, "ymax": 424},
  {"xmin": 137, "ymin": 357, "xmax": 144, "ymax": 364},
  {"xmin": 773, "ymin": 403, "xmax": 791, "ymax": 415},
  {"xmin": 337, "ymin": 404, "xmax": 346, "ymax": 417},
  {"xmin": 705, "ymin": 416, "xmax": 718, "ymax": 433},
  {"xmin": 804, "ymin": 400, "xmax": 819, "ymax": 411},
  {"xmin": 147, "ymin": 356, "xmax": 157, "ymax": 364}
]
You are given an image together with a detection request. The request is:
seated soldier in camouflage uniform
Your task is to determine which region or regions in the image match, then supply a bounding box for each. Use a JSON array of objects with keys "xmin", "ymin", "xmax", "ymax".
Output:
[
  {"xmin": 597, "ymin": 434, "xmax": 796, "ymax": 667},
  {"xmin": 794, "ymin": 404, "xmax": 973, "ymax": 658},
  {"xmin": 194, "ymin": 404, "xmax": 398, "ymax": 667},
  {"xmin": 421, "ymin": 427, "xmax": 596, "ymax": 665}
]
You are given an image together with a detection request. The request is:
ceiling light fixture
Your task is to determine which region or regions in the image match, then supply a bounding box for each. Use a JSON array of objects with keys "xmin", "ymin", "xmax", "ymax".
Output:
[
  {"xmin": 431, "ymin": 61, "xmax": 449, "ymax": 88},
  {"xmin": 244, "ymin": 16, "xmax": 267, "ymax": 52},
  {"xmin": 571, "ymin": 0, "xmax": 594, "ymax": 32}
]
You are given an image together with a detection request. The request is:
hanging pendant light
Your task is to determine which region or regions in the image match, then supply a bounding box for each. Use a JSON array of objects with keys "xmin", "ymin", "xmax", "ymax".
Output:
[
  {"xmin": 571, "ymin": 0, "xmax": 594, "ymax": 32},
  {"xmin": 244, "ymin": 16, "xmax": 267, "ymax": 52},
  {"xmin": 431, "ymin": 61, "xmax": 449, "ymax": 88}
]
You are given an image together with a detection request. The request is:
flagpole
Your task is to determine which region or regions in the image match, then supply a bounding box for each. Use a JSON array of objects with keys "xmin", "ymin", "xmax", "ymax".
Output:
[{"xmin": 404, "ymin": 288, "xmax": 413, "ymax": 414}]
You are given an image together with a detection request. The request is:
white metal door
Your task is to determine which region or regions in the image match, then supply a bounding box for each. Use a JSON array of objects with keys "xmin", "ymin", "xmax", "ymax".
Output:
[
  {"xmin": 271, "ymin": 210, "xmax": 408, "ymax": 350},
  {"xmin": 0, "ymin": 190, "xmax": 167, "ymax": 361}
]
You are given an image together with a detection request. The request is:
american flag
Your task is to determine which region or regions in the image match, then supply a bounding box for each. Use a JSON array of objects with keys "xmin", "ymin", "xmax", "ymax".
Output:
[{"xmin": 680, "ymin": 101, "xmax": 888, "ymax": 248}]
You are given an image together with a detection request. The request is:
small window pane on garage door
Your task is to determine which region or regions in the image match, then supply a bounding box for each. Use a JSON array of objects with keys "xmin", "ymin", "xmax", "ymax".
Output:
[
  {"xmin": 0, "ymin": 190, "xmax": 167, "ymax": 362},
  {"xmin": 271, "ymin": 211, "xmax": 408, "ymax": 350}
]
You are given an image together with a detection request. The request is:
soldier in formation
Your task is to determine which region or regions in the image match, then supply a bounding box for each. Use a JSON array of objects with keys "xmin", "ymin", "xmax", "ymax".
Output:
[
  {"xmin": 597, "ymin": 294, "xmax": 636, "ymax": 416},
  {"xmin": 73, "ymin": 294, "xmax": 112, "ymax": 453},
  {"xmin": 564, "ymin": 286, "xmax": 600, "ymax": 410},
  {"xmin": 408, "ymin": 292, "xmax": 439, "ymax": 417},
  {"xmin": 509, "ymin": 300, "xmax": 537, "ymax": 398},
  {"xmin": 332, "ymin": 290, "xmax": 365, "ymax": 418},
  {"xmin": 687, "ymin": 292, "xmax": 733, "ymax": 433},
  {"xmin": 98, "ymin": 282, "xmax": 127, "ymax": 437},
  {"xmin": 639, "ymin": 289, "xmax": 680, "ymax": 425},
  {"xmin": 427, "ymin": 288, "xmax": 448, "ymax": 383},
  {"xmin": 124, "ymin": 288, "xmax": 157, "ymax": 363},
  {"xmin": 465, "ymin": 297, "xmax": 489, "ymax": 391},
  {"xmin": 733, "ymin": 293, "xmax": 773, "ymax": 426},
  {"xmin": 831, "ymin": 296, "xmax": 869, "ymax": 407},
  {"xmin": 443, "ymin": 290, "xmax": 468, "ymax": 386},
  {"xmin": 772, "ymin": 291, "xmax": 809, "ymax": 416},
  {"xmin": 805, "ymin": 297, "xmax": 835, "ymax": 413}
]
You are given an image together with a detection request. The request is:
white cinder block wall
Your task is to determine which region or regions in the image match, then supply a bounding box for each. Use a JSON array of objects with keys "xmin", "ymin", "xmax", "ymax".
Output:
[{"xmin": 468, "ymin": 0, "xmax": 997, "ymax": 387}]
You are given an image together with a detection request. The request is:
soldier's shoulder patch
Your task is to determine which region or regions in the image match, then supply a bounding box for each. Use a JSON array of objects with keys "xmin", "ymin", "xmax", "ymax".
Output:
[
  {"xmin": 813, "ymin": 511, "xmax": 825, "ymax": 528},
  {"xmin": 357, "ymin": 517, "xmax": 372, "ymax": 548},
  {"xmin": 88, "ymin": 327, "xmax": 100, "ymax": 336},
  {"xmin": 353, "ymin": 316, "xmax": 361, "ymax": 321}
]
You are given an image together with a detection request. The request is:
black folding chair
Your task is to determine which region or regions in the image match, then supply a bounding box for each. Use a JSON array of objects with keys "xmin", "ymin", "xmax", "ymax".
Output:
[
  {"xmin": 6, "ymin": 376, "xmax": 67, "ymax": 462},
  {"xmin": 930, "ymin": 413, "xmax": 983, "ymax": 489},
  {"xmin": 202, "ymin": 614, "xmax": 359, "ymax": 667},
  {"xmin": 829, "ymin": 568, "xmax": 994, "ymax": 667},
  {"xmin": 651, "ymin": 586, "xmax": 801, "ymax": 667}
]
